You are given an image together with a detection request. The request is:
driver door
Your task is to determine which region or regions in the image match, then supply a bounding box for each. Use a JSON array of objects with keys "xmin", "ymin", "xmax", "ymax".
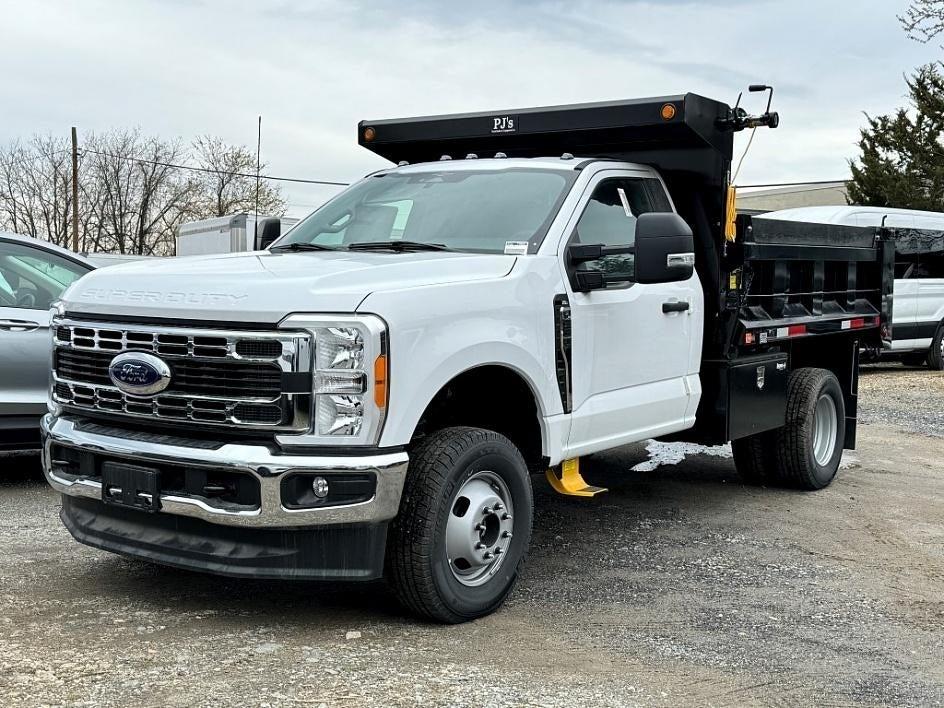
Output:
[
  {"xmin": 0, "ymin": 238, "xmax": 90, "ymax": 421},
  {"xmin": 561, "ymin": 172, "xmax": 703, "ymax": 457}
]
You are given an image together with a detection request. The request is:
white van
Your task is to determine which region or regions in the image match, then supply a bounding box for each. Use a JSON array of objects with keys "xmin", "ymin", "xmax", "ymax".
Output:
[{"xmin": 760, "ymin": 206, "xmax": 944, "ymax": 370}]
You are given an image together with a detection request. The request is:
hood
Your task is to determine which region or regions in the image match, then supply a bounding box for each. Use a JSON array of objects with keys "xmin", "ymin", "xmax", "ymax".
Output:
[{"xmin": 62, "ymin": 250, "xmax": 516, "ymax": 324}]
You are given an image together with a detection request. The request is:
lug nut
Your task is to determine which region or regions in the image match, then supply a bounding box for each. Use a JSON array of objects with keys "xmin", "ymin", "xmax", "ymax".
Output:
[
  {"xmin": 482, "ymin": 506, "xmax": 491, "ymax": 514},
  {"xmin": 483, "ymin": 552, "xmax": 494, "ymax": 560},
  {"xmin": 502, "ymin": 513, "xmax": 512, "ymax": 521},
  {"xmin": 494, "ymin": 547, "xmax": 503, "ymax": 556},
  {"xmin": 494, "ymin": 502, "xmax": 505, "ymax": 511},
  {"xmin": 501, "ymin": 531, "xmax": 512, "ymax": 539},
  {"xmin": 475, "ymin": 542, "xmax": 486, "ymax": 550},
  {"xmin": 474, "ymin": 523, "xmax": 485, "ymax": 532}
]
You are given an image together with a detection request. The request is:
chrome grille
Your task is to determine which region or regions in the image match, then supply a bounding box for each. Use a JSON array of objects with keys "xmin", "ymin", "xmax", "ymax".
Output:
[
  {"xmin": 55, "ymin": 349, "xmax": 282, "ymax": 399},
  {"xmin": 52, "ymin": 320, "xmax": 312, "ymax": 431}
]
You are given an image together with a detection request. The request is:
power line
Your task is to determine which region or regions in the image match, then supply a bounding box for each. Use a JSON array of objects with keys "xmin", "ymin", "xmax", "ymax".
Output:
[
  {"xmin": 76, "ymin": 146, "xmax": 351, "ymax": 187},
  {"xmin": 738, "ymin": 179, "xmax": 848, "ymax": 188}
]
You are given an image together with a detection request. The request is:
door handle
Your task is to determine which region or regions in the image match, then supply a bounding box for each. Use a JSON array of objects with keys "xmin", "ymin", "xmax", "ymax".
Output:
[
  {"xmin": 662, "ymin": 301, "xmax": 690, "ymax": 314},
  {"xmin": 0, "ymin": 319, "xmax": 41, "ymax": 332}
]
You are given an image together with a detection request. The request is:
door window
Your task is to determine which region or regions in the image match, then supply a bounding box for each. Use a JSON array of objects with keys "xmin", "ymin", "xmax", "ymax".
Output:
[
  {"xmin": 0, "ymin": 241, "xmax": 90, "ymax": 310},
  {"xmin": 570, "ymin": 177, "xmax": 670, "ymax": 287},
  {"xmin": 915, "ymin": 254, "xmax": 944, "ymax": 279}
]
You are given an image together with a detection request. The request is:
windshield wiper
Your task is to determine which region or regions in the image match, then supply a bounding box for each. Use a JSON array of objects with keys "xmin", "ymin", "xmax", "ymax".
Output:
[
  {"xmin": 270, "ymin": 243, "xmax": 337, "ymax": 252},
  {"xmin": 347, "ymin": 240, "xmax": 454, "ymax": 252}
]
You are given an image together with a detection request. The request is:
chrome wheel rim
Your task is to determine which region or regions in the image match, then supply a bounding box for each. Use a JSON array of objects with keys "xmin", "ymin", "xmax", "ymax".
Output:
[
  {"xmin": 445, "ymin": 471, "xmax": 514, "ymax": 587},
  {"xmin": 812, "ymin": 394, "xmax": 838, "ymax": 466}
]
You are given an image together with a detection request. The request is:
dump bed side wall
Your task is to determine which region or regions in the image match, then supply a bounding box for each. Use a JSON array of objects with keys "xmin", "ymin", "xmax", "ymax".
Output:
[{"xmin": 687, "ymin": 216, "xmax": 894, "ymax": 447}]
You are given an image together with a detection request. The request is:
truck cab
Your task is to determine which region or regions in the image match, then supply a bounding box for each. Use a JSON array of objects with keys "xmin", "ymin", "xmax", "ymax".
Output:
[{"xmin": 42, "ymin": 93, "xmax": 892, "ymax": 623}]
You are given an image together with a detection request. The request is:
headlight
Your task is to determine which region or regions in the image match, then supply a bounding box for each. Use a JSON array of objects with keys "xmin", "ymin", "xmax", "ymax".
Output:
[{"xmin": 279, "ymin": 314, "xmax": 388, "ymax": 445}]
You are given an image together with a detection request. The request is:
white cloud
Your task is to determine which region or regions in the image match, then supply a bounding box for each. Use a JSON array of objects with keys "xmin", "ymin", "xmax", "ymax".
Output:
[{"xmin": 0, "ymin": 0, "xmax": 938, "ymax": 216}]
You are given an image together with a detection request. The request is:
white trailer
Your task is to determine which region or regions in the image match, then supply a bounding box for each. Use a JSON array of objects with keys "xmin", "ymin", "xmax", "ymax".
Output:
[{"xmin": 176, "ymin": 214, "xmax": 299, "ymax": 257}]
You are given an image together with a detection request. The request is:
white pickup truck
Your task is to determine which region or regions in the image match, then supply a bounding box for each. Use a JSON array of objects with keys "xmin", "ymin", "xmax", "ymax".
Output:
[{"xmin": 42, "ymin": 93, "xmax": 893, "ymax": 623}]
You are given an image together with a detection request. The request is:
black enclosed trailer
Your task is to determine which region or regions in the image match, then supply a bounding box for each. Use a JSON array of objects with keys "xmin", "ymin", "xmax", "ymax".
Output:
[{"xmin": 360, "ymin": 92, "xmax": 895, "ymax": 470}]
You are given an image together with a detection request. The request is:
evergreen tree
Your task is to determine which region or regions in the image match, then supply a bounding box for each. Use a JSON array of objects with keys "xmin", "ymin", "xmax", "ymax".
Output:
[{"xmin": 847, "ymin": 64, "xmax": 944, "ymax": 210}]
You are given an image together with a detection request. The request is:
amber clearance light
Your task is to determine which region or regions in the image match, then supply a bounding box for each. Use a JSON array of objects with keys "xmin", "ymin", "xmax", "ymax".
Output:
[
  {"xmin": 661, "ymin": 103, "xmax": 677, "ymax": 120},
  {"xmin": 363, "ymin": 126, "xmax": 377, "ymax": 142}
]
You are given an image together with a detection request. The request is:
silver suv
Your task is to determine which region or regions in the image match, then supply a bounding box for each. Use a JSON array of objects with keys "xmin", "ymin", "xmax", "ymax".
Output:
[{"xmin": 0, "ymin": 233, "xmax": 93, "ymax": 452}]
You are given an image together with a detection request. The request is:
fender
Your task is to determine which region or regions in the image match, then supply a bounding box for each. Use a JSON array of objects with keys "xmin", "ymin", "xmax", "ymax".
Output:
[{"xmin": 358, "ymin": 270, "xmax": 565, "ymax": 453}]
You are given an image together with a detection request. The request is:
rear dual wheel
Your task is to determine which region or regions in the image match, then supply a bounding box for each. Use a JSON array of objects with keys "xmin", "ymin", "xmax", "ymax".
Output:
[{"xmin": 733, "ymin": 368, "xmax": 845, "ymax": 491}]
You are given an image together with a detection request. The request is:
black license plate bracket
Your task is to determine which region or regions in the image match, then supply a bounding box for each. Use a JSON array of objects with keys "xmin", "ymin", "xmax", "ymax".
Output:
[{"xmin": 101, "ymin": 462, "xmax": 161, "ymax": 513}]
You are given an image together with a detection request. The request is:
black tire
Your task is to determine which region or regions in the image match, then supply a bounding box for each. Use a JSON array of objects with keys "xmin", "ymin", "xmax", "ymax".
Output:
[
  {"xmin": 731, "ymin": 431, "xmax": 777, "ymax": 484},
  {"xmin": 928, "ymin": 325, "xmax": 944, "ymax": 371},
  {"xmin": 774, "ymin": 368, "xmax": 845, "ymax": 491},
  {"xmin": 386, "ymin": 427, "xmax": 533, "ymax": 624}
]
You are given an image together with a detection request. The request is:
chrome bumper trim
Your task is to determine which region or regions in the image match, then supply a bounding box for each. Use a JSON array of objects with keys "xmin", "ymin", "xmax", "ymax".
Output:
[{"xmin": 41, "ymin": 415, "xmax": 408, "ymax": 528}]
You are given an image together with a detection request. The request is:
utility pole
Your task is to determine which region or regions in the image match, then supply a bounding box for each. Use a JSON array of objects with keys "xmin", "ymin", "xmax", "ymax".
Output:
[
  {"xmin": 254, "ymin": 115, "xmax": 262, "ymax": 222},
  {"xmin": 71, "ymin": 127, "xmax": 79, "ymax": 252}
]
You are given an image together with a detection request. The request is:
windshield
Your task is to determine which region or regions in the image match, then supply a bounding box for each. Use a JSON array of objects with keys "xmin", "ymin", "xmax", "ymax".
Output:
[{"xmin": 275, "ymin": 168, "xmax": 575, "ymax": 254}]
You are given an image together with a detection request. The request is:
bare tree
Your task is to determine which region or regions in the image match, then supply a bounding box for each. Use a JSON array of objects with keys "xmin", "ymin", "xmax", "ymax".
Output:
[
  {"xmin": 83, "ymin": 130, "xmax": 199, "ymax": 255},
  {"xmin": 901, "ymin": 1, "xmax": 944, "ymax": 43},
  {"xmin": 0, "ymin": 129, "xmax": 286, "ymax": 255},
  {"xmin": 192, "ymin": 135, "xmax": 286, "ymax": 218},
  {"xmin": 0, "ymin": 135, "xmax": 76, "ymax": 246}
]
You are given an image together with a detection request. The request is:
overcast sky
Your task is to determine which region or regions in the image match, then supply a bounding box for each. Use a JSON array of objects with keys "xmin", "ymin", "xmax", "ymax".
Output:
[{"xmin": 2, "ymin": 0, "xmax": 940, "ymax": 217}]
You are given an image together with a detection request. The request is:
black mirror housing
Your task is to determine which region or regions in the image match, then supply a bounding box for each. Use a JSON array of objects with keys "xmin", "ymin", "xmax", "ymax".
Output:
[
  {"xmin": 256, "ymin": 217, "xmax": 282, "ymax": 250},
  {"xmin": 634, "ymin": 213, "xmax": 695, "ymax": 284}
]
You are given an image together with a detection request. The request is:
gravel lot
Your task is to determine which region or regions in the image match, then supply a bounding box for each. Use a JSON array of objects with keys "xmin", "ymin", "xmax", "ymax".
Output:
[{"xmin": 1, "ymin": 366, "xmax": 942, "ymax": 707}]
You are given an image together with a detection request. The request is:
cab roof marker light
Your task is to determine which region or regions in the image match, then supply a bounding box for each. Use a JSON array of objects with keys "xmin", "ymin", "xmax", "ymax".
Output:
[
  {"xmin": 465, "ymin": 153, "xmax": 478, "ymax": 159},
  {"xmin": 560, "ymin": 153, "xmax": 574, "ymax": 160},
  {"xmin": 494, "ymin": 152, "xmax": 507, "ymax": 158},
  {"xmin": 439, "ymin": 155, "xmax": 452, "ymax": 161}
]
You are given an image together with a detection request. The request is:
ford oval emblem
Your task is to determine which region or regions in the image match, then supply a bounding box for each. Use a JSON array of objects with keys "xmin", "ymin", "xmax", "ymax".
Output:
[{"xmin": 108, "ymin": 352, "xmax": 171, "ymax": 396}]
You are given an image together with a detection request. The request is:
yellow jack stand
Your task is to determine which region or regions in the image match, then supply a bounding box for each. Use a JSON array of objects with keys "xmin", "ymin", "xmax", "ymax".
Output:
[{"xmin": 546, "ymin": 458, "xmax": 607, "ymax": 497}]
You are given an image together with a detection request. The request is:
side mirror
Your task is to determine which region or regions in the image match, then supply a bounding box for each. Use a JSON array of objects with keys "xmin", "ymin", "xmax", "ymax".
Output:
[
  {"xmin": 255, "ymin": 217, "xmax": 282, "ymax": 250},
  {"xmin": 634, "ymin": 213, "xmax": 695, "ymax": 284}
]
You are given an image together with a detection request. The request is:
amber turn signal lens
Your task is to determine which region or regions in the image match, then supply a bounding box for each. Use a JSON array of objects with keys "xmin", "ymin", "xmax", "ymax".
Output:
[
  {"xmin": 661, "ymin": 104, "xmax": 677, "ymax": 120},
  {"xmin": 363, "ymin": 127, "xmax": 377, "ymax": 142},
  {"xmin": 373, "ymin": 355, "xmax": 387, "ymax": 407}
]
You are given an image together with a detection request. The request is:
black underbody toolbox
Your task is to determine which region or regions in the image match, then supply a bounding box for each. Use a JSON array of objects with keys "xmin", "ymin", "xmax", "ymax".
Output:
[
  {"xmin": 698, "ymin": 353, "xmax": 789, "ymax": 442},
  {"xmin": 61, "ymin": 496, "xmax": 388, "ymax": 581}
]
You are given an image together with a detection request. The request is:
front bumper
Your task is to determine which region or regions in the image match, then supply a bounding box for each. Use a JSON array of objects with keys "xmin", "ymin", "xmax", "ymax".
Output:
[{"xmin": 42, "ymin": 414, "xmax": 409, "ymax": 528}]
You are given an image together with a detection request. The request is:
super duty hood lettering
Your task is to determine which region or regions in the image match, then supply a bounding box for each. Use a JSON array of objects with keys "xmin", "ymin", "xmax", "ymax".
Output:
[{"xmin": 78, "ymin": 289, "xmax": 248, "ymax": 306}]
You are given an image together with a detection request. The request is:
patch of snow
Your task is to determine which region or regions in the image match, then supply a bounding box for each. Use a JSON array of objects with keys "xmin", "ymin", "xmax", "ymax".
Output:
[{"xmin": 631, "ymin": 440, "xmax": 732, "ymax": 472}]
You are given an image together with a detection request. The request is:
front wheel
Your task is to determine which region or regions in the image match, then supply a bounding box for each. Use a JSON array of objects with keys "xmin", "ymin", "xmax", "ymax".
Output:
[{"xmin": 386, "ymin": 427, "xmax": 533, "ymax": 623}]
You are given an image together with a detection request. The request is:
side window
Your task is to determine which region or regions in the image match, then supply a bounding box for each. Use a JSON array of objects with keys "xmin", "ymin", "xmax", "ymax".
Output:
[
  {"xmin": 914, "ymin": 254, "xmax": 944, "ymax": 279},
  {"xmin": 0, "ymin": 241, "xmax": 90, "ymax": 310},
  {"xmin": 571, "ymin": 177, "xmax": 668, "ymax": 287}
]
